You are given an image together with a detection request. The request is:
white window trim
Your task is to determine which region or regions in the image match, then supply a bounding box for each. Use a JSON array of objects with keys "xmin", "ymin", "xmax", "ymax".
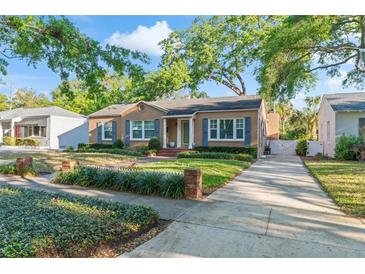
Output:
[
  {"xmin": 208, "ymin": 118, "xmax": 245, "ymax": 141},
  {"xmin": 130, "ymin": 120, "xmax": 155, "ymax": 141},
  {"xmin": 326, "ymin": 121, "xmax": 330, "ymax": 145},
  {"xmin": 101, "ymin": 122, "xmax": 113, "ymax": 141},
  {"xmin": 22, "ymin": 125, "xmax": 46, "ymax": 138}
]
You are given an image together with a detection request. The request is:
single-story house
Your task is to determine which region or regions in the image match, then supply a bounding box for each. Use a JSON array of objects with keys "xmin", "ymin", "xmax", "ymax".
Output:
[
  {"xmin": 88, "ymin": 95, "xmax": 275, "ymax": 157},
  {"xmin": 0, "ymin": 106, "xmax": 88, "ymax": 149},
  {"xmin": 318, "ymin": 92, "xmax": 365, "ymax": 157}
]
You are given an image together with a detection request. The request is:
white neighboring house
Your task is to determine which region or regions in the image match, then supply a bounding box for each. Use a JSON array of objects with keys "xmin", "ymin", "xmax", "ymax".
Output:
[
  {"xmin": 0, "ymin": 106, "xmax": 88, "ymax": 149},
  {"xmin": 318, "ymin": 92, "xmax": 365, "ymax": 157}
]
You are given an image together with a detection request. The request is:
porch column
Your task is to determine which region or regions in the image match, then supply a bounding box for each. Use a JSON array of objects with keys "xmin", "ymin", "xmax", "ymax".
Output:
[
  {"xmin": 0, "ymin": 122, "xmax": 3, "ymax": 143},
  {"xmin": 188, "ymin": 118, "xmax": 194, "ymax": 149},
  {"xmin": 10, "ymin": 119, "xmax": 15, "ymax": 137},
  {"xmin": 162, "ymin": 118, "xmax": 167, "ymax": 148},
  {"xmin": 177, "ymin": 119, "xmax": 181, "ymax": 148}
]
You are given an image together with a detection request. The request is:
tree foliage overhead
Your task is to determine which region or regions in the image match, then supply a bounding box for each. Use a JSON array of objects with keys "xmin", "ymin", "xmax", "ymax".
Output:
[
  {"xmin": 258, "ymin": 15, "xmax": 365, "ymax": 101},
  {"xmin": 160, "ymin": 16, "xmax": 279, "ymax": 96},
  {"xmin": 11, "ymin": 88, "xmax": 51, "ymax": 109},
  {"xmin": 0, "ymin": 16, "xmax": 148, "ymax": 96}
]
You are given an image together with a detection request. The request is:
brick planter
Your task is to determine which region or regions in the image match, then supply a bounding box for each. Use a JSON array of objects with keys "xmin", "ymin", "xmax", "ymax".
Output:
[
  {"xmin": 16, "ymin": 157, "xmax": 33, "ymax": 176},
  {"xmin": 61, "ymin": 160, "xmax": 79, "ymax": 172},
  {"xmin": 184, "ymin": 168, "xmax": 202, "ymax": 200}
]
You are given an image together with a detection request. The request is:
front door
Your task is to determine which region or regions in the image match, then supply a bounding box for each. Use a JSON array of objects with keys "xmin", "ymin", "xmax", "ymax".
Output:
[{"xmin": 181, "ymin": 120, "xmax": 190, "ymax": 147}]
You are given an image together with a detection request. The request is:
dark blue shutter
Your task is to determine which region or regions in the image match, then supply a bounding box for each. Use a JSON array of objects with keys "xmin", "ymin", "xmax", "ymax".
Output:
[
  {"xmin": 154, "ymin": 119, "xmax": 160, "ymax": 137},
  {"xmin": 202, "ymin": 118, "xmax": 208, "ymax": 147},
  {"xmin": 244, "ymin": 117, "xmax": 251, "ymax": 146},
  {"xmin": 112, "ymin": 121, "xmax": 117, "ymax": 143},
  {"xmin": 97, "ymin": 123, "xmax": 102, "ymax": 144},
  {"xmin": 125, "ymin": 120, "xmax": 130, "ymax": 145}
]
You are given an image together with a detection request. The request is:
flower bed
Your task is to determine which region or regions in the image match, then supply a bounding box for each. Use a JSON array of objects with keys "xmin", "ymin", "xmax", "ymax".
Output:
[
  {"xmin": 177, "ymin": 151, "xmax": 254, "ymax": 162},
  {"xmin": 53, "ymin": 166, "xmax": 185, "ymax": 199},
  {"xmin": 0, "ymin": 186, "xmax": 158, "ymax": 257}
]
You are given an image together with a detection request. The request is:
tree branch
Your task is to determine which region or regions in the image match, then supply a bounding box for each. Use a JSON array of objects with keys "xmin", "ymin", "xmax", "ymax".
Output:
[
  {"xmin": 210, "ymin": 75, "xmax": 243, "ymax": 95},
  {"xmin": 307, "ymin": 54, "xmax": 357, "ymax": 72},
  {"xmin": 236, "ymin": 73, "xmax": 246, "ymax": 95}
]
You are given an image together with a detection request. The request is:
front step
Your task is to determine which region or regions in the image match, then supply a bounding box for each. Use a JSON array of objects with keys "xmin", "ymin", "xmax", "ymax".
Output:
[{"xmin": 157, "ymin": 148, "xmax": 192, "ymax": 157}]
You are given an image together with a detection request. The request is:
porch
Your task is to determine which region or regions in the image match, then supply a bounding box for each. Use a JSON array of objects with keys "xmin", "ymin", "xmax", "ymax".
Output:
[{"xmin": 162, "ymin": 116, "xmax": 194, "ymax": 149}]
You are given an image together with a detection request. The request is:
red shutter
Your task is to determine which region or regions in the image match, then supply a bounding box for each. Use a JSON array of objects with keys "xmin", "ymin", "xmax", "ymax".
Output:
[{"xmin": 15, "ymin": 126, "xmax": 20, "ymax": 137}]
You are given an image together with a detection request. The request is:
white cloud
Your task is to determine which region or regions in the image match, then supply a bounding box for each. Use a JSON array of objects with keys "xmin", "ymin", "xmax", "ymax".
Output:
[
  {"xmin": 105, "ymin": 21, "xmax": 172, "ymax": 56},
  {"xmin": 325, "ymin": 70, "xmax": 347, "ymax": 91},
  {"xmin": 291, "ymin": 92, "xmax": 306, "ymax": 110}
]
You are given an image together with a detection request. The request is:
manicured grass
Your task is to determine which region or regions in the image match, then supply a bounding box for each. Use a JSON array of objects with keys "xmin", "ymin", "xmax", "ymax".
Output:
[
  {"xmin": 304, "ymin": 159, "xmax": 365, "ymax": 217},
  {"xmin": 138, "ymin": 158, "xmax": 250, "ymax": 190},
  {"xmin": 0, "ymin": 186, "xmax": 158, "ymax": 257},
  {"xmin": 0, "ymin": 151, "xmax": 138, "ymax": 173}
]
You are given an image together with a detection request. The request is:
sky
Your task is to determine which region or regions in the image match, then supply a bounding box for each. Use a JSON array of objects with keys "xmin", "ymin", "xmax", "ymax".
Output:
[{"xmin": 0, "ymin": 15, "xmax": 360, "ymax": 110}]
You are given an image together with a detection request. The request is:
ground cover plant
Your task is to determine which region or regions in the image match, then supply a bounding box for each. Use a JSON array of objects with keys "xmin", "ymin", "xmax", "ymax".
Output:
[
  {"xmin": 305, "ymin": 159, "xmax": 365, "ymax": 217},
  {"xmin": 0, "ymin": 186, "xmax": 158, "ymax": 258},
  {"xmin": 53, "ymin": 167, "xmax": 185, "ymax": 199},
  {"xmin": 194, "ymin": 146, "xmax": 257, "ymax": 158},
  {"xmin": 138, "ymin": 158, "xmax": 250, "ymax": 190}
]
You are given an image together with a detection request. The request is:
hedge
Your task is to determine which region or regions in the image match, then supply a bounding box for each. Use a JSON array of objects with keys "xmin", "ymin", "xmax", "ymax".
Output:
[
  {"xmin": 0, "ymin": 186, "xmax": 158, "ymax": 257},
  {"xmin": 75, "ymin": 148, "xmax": 143, "ymax": 157},
  {"xmin": 77, "ymin": 143, "xmax": 114, "ymax": 150},
  {"xmin": 53, "ymin": 166, "xmax": 185, "ymax": 199},
  {"xmin": 177, "ymin": 151, "xmax": 253, "ymax": 162},
  {"xmin": 3, "ymin": 137, "xmax": 40, "ymax": 147},
  {"xmin": 335, "ymin": 135, "xmax": 364, "ymax": 161},
  {"xmin": 0, "ymin": 163, "xmax": 37, "ymax": 176},
  {"xmin": 194, "ymin": 146, "xmax": 257, "ymax": 158}
]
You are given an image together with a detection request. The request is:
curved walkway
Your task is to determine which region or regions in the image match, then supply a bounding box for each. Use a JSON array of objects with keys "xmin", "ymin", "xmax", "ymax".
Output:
[{"xmin": 123, "ymin": 155, "xmax": 365, "ymax": 258}]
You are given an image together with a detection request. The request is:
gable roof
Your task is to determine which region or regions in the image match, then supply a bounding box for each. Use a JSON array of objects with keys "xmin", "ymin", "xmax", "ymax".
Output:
[
  {"xmin": 323, "ymin": 92, "xmax": 365, "ymax": 111},
  {"xmin": 89, "ymin": 95, "xmax": 262, "ymax": 118},
  {"xmin": 0, "ymin": 106, "xmax": 85, "ymax": 120}
]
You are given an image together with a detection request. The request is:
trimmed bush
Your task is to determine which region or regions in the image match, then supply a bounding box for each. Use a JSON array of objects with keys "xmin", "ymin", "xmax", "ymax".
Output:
[
  {"xmin": 148, "ymin": 137, "xmax": 160, "ymax": 151},
  {"xmin": 295, "ymin": 139, "xmax": 308, "ymax": 156},
  {"xmin": 113, "ymin": 139, "xmax": 124, "ymax": 149},
  {"xmin": 53, "ymin": 166, "xmax": 185, "ymax": 199},
  {"xmin": 335, "ymin": 135, "xmax": 363, "ymax": 161},
  {"xmin": 3, "ymin": 137, "xmax": 39, "ymax": 147},
  {"xmin": 177, "ymin": 151, "xmax": 253, "ymax": 162},
  {"xmin": 145, "ymin": 149, "xmax": 158, "ymax": 156},
  {"xmin": 77, "ymin": 143, "xmax": 114, "ymax": 150},
  {"xmin": 194, "ymin": 146, "xmax": 257, "ymax": 158},
  {"xmin": 76, "ymin": 148, "xmax": 142, "ymax": 157},
  {"xmin": 0, "ymin": 186, "xmax": 158, "ymax": 257}
]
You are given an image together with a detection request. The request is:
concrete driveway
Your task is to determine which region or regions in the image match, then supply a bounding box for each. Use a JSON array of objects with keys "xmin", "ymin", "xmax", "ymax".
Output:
[{"xmin": 124, "ymin": 155, "xmax": 365, "ymax": 257}]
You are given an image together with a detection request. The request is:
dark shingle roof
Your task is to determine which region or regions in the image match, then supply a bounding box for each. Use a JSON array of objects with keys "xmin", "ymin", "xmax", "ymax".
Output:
[
  {"xmin": 88, "ymin": 95, "xmax": 262, "ymax": 117},
  {"xmin": 0, "ymin": 106, "xmax": 85, "ymax": 120},
  {"xmin": 324, "ymin": 92, "xmax": 365, "ymax": 111},
  {"xmin": 151, "ymin": 95, "xmax": 262, "ymax": 116}
]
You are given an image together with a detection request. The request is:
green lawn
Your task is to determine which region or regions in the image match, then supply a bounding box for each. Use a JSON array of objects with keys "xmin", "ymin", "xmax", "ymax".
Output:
[
  {"xmin": 0, "ymin": 186, "xmax": 158, "ymax": 258},
  {"xmin": 304, "ymin": 159, "xmax": 365, "ymax": 217},
  {"xmin": 0, "ymin": 151, "xmax": 138, "ymax": 173},
  {"xmin": 138, "ymin": 158, "xmax": 250, "ymax": 190}
]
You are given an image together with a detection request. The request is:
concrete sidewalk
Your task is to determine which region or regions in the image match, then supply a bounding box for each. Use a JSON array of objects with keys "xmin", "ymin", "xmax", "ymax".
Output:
[
  {"xmin": 0, "ymin": 174, "xmax": 199, "ymax": 221},
  {"xmin": 123, "ymin": 155, "xmax": 365, "ymax": 258}
]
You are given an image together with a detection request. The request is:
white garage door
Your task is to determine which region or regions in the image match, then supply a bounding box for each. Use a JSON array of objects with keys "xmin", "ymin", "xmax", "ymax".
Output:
[{"xmin": 269, "ymin": 140, "xmax": 298, "ymax": 155}]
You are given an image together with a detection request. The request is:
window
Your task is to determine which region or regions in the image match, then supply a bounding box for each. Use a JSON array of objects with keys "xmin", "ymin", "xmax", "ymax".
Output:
[
  {"xmin": 326, "ymin": 121, "xmax": 330, "ymax": 144},
  {"xmin": 131, "ymin": 120, "xmax": 155, "ymax": 140},
  {"xmin": 208, "ymin": 119, "xmax": 245, "ymax": 141},
  {"xmin": 103, "ymin": 122, "xmax": 113, "ymax": 140},
  {"xmin": 236, "ymin": 119, "xmax": 244, "ymax": 139},
  {"xmin": 41, "ymin": 126, "xmax": 46, "ymax": 137},
  {"xmin": 34, "ymin": 126, "xmax": 40, "ymax": 136},
  {"xmin": 359, "ymin": 118, "xmax": 365, "ymax": 136},
  {"xmin": 209, "ymin": 120, "xmax": 218, "ymax": 139}
]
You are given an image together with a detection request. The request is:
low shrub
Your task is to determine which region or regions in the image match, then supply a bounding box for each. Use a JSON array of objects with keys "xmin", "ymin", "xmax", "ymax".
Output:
[
  {"xmin": 77, "ymin": 143, "xmax": 114, "ymax": 150},
  {"xmin": 148, "ymin": 137, "xmax": 160, "ymax": 151},
  {"xmin": 134, "ymin": 145, "xmax": 149, "ymax": 154},
  {"xmin": 3, "ymin": 137, "xmax": 39, "ymax": 147},
  {"xmin": 145, "ymin": 149, "xmax": 158, "ymax": 156},
  {"xmin": 194, "ymin": 146, "xmax": 257, "ymax": 158},
  {"xmin": 335, "ymin": 135, "xmax": 364, "ymax": 161},
  {"xmin": 177, "ymin": 151, "xmax": 253, "ymax": 162},
  {"xmin": 3, "ymin": 137, "xmax": 16, "ymax": 146},
  {"xmin": 76, "ymin": 148, "xmax": 142, "ymax": 157},
  {"xmin": 295, "ymin": 139, "xmax": 308, "ymax": 156},
  {"xmin": 53, "ymin": 166, "xmax": 185, "ymax": 199},
  {"xmin": 0, "ymin": 163, "xmax": 37, "ymax": 176},
  {"xmin": 64, "ymin": 146, "xmax": 74, "ymax": 152},
  {"xmin": 113, "ymin": 139, "xmax": 124, "ymax": 149},
  {"xmin": 0, "ymin": 186, "xmax": 158, "ymax": 257}
]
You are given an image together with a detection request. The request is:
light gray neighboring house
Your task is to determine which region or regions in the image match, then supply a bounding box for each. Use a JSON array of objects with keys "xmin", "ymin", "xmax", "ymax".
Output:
[
  {"xmin": 0, "ymin": 106, "xmax": 88, "ymax": 149},
  {"xmin": 318, "ymin": 92, "xmax": 365, "ymax": 157}
]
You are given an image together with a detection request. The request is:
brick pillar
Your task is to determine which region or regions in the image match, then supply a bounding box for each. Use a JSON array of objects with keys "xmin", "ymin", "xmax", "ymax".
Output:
[
  {"xmin": 61, "ymin": 160, "xmax": 79, "ymax": 172},
  {"xmin": 184, "ymin": 168, "xmax": 202, "ymax": 200},
  {"xmin": 15, "ymin": 157, "xmax": 33, "ymax": 176}
]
